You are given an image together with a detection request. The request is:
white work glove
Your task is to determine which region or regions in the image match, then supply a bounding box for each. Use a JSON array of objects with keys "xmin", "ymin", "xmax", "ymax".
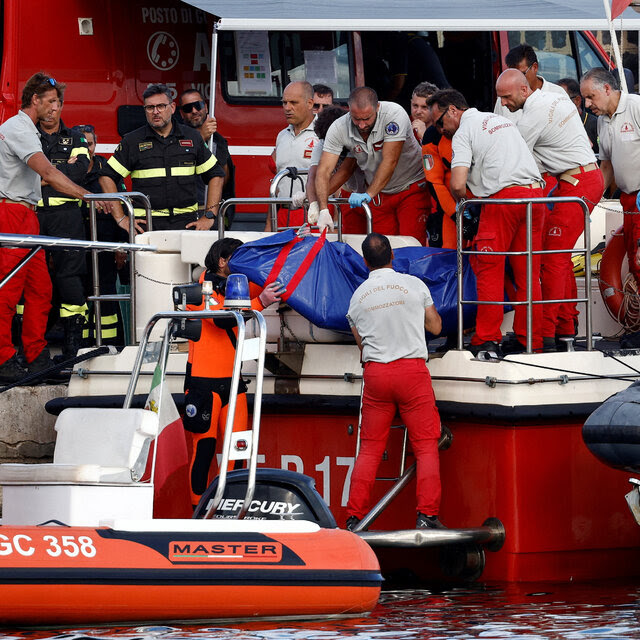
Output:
[
  {"xmin": 290, "ymin": 191, "xmax": 306, "ymax": 209},
  {"xmin": 258, "ymin": 282, "xmax": 284, "ymax": 308},
  {"xmin": 307, "ymin": 201, "xmax": 320, "ymax": 224},
  {"xmin": 296, "ymin": 222, "xmax": 311, "ymax": 237},
  {"xmin": 317, "ymin": 208, "xmax": 335, "ymax": 233}
]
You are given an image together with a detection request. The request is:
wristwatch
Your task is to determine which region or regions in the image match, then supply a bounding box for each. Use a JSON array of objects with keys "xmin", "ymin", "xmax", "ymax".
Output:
[{"xmin": 203, "ymin": 209, "xmax": 216, "ymax": 219}]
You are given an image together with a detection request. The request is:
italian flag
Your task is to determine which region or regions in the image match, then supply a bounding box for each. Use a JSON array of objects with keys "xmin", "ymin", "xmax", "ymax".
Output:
[{"xmin": 144, "ymin": 364, "xmax": 192, "ymax": 518}]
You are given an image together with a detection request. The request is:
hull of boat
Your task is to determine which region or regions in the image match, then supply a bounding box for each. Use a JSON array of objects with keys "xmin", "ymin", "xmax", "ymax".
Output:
[
  {"xmin": 253, "ymin": 408, "xmax": 640, "ymax": 583},
  {"xmin": 0, "ymin": 523, "xmax": 381, "ymax": 625}
]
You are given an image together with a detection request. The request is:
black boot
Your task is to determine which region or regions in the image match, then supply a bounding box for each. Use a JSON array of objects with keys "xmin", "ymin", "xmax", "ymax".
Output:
[{"xmin": 61, "ymin": 314, "xmax": 86, "ymax": 360}]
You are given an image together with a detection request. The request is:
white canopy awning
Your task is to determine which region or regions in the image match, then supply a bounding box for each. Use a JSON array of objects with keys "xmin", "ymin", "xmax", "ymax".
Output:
[{"xmin": 181, "ymin": 0, "xmax": 640, "ymax": 31}]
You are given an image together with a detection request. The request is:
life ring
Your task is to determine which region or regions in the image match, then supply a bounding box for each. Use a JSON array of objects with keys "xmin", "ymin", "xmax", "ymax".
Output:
[{"xmin": 599, "ymin": 226, "xmax": 640, "ymax": 330}]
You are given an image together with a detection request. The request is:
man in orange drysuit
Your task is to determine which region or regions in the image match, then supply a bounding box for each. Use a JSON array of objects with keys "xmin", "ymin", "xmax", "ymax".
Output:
[
  {"xmin": 421, "ymin": 129, "xmax": 457, "ymax": 249},
  {"xmin": 183, "ymin": 237, "xmax": 282, "ymax": 508}
]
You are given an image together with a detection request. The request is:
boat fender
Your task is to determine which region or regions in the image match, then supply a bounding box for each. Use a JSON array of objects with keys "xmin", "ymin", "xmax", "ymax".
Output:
[{"xmin": 583, "ymin": 380, "xmax": 640, "ymax": 473}]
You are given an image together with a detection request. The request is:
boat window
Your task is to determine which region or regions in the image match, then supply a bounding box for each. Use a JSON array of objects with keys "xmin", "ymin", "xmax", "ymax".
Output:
[
  {"xmin": 507, "ymin": 30, "xmax": 578, "ymax": 82},
  {"xmin": 576, "ymin": 32, "xmax": 606, "ymax": 77},
  {"xmin": 220, "ymin": 31, "xmax": 353, "ymax": 104}
]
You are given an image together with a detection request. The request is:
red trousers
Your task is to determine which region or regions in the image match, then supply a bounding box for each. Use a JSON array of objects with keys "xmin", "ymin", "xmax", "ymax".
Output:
[
  {"xmin": 0, "ymin": 203, "xmax": 51, "ymax": 364},
  {"xmin": 619, "ymin": 191, "xmax": 640, "ymax": 287},
  {"xmin": 347, "ymin": 359, "xmax": 441, "ymax": 519},
  {"xmin": 276, "ymin": 207, "xmax": 305, "ymax": 229},
  {"xmin": 471, "ymin": 185, "xmax": 545, "ymax": 350},
  {"xmin": 541, "ymin": 167, "xmax": 604, "ymax": 338},
  {"xmin": 342, "ymin": 181, "xmax": 431, "ymax": 245}
]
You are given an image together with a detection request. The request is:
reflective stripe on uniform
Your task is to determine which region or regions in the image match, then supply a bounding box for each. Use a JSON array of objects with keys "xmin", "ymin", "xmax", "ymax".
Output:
[
  {"xmin": 133, "ymin": 203, "xmax": 198, "ymax": 217},
  {"xmin": 37, "ymin": 197, "xmax": 81, "ymax": 207},
  {"xmin": 60, "ymin": 303, "xmax": 88, "ymax": 319},
  {"xmin": 131, "ymin": 168, "xmax": 167, "ymax": 179},
  {"xmin": 84, "ymin": 313, "xmax": 119, "ymax": 340},
  {"xmin": 107, "ymin": 156, "xmax": 131, "ymax": 178},
  {"xmin": 171, "ymin": 166, "xmax": 196, "ymax": 176},
  {"xmin": 70, "ymin": 147, "xmax": 90, "ymax": 159},
  {"xmin": 196, "ymin": 155, "xmax": 217, "ymax": 174}
]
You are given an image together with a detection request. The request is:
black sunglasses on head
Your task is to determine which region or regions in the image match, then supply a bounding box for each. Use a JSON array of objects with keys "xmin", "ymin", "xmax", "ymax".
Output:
[{"xmin": 180, "ymin": 100, "xmax": 205, "ymax": 113}]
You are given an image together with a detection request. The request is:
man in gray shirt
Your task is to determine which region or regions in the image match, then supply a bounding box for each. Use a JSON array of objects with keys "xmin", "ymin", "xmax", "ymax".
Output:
[
  {"xmin": 0, "ymin": 72, "xmax": 97, "ymax": 383},
  {"xmin": 346, "ymin": 233, "xmax": 443, "ymax": 531}
]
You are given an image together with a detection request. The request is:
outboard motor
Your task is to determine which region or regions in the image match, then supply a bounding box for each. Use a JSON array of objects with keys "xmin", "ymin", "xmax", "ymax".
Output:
[
  {"xmin": 583, "ymin": 380, "xmax": 640, "ymax": 473},
  {"xmin": 193, "ymin": 468, "xmax": 337, "ymax": 528}
]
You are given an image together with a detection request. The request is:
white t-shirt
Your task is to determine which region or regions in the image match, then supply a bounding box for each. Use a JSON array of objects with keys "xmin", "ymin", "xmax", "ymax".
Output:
[
  {"xmin": 451, "ymin": 108, "xmax": 542, "ymax": 198},
  {"xmin": 517, "ymin": 90, "xmax": 596, "ymax": 175},
  {"xmin": 274, "ymin": 121, "xmax": 319, "ymax": 196},
  {"xmin": 598, "ymin": 92, "xmax": 640, "ymax": 194},
  {"xmin": 494, "ymin": 76, "xmax": 567, "ymax": 124},
  {"xmin": 0, "ymin": 110, "xmax": 43, "ymax": 204},
  {"xmin": 323, "ymin": 102, "xmax": 423, "ymax": 194},
  {"xmin": 347, "ymin": 268, "xmax": 434, "ymax": 363}
]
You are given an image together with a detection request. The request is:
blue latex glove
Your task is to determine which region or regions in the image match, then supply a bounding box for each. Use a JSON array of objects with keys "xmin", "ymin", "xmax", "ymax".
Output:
[
  {"xmin": 348, "ymin": 192, "xmax": 372, "ymax": 208},
  {"xmin": 636, "ymin": 190, "xmax": 640, "ymax": 211},
  {"xmin": 546, "ymin": 184, "xmax": 558, "ymax": 211}
]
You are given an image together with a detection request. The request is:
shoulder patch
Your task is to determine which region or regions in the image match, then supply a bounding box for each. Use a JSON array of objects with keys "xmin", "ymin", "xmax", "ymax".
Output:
[
  {"xmin": 385, "ymin": 122, "xmax": 400, "ymax": 135},
  {"xmin": 59, "ymin": 137, "xmax": 73, "ymax": 146},
  {"xmin": 179, "ymin": 139, "xmax": 194, "ymax": 147},
  {"xmin": 422, "ymin": 154, "xmax": 434, "ymax": 171},
  {"xmin": 139, "ymin": 141, "xmax": 153, "ymax": 152}
]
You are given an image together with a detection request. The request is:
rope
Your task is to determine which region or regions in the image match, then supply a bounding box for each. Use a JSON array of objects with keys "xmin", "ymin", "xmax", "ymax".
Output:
[{"xmin": 618, "ymin": 273, "xmax": 640, "ymax": 331}]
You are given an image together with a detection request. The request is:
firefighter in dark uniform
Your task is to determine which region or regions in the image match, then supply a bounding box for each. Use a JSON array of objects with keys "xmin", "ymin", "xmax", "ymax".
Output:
[
  {"xmin": 99, "ymin": 84, "xmax": 224, "ymax": 232},
  {"xmin": 36, "ymin": 96, "xmax": 90, "ymax": 359},
  {"xmin": 184, "ymin": 238, "xmax": 282, "ymax": 508},
  {"xmin": 72, "ymin": 124, "xmax": 127, "ymax": 347}
]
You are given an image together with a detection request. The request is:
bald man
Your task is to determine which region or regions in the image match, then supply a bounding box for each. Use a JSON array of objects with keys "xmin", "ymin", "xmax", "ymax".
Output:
[
  {"xmin": 269, "ymin": 81, "xmax": 318, "ymax": 231},
  {"xmin": 496, "ymin": 69, "xmax": 603, "ymax": 352},
  {"xmin": 494, "ymin": 43, "xmax": 566, "ymax": 125}
]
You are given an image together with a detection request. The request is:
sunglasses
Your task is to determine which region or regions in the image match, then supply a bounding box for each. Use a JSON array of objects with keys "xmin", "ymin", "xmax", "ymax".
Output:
[
  {"xmin": 435, "ymin": 107, "xmax": 448, "ymax": 128},
  {"xmin": 47, "ymin": 78, "xmax": 56, "ymax": 87},
  {"xmin": 180, "ymin": 100, "xmax": 205, "ymax": 113},
  {"xmin": 76, "ymin": 124, "xmax": 95, "ymax": 133}
]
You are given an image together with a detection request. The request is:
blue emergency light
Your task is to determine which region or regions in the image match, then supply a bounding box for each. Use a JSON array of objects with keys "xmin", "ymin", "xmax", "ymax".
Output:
[{"xmin": 224, "ymin": 273, "xmax": 251, "ymax": 309}]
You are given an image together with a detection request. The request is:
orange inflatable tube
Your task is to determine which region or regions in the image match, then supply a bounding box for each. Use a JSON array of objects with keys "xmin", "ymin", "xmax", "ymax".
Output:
[
  {"xmin": 599, "ymin": 226, "xmax": 626, "ymax": 323},
  {"xmin": 0, "ymin": 524, "xmax": 381, "ymax": 625}
]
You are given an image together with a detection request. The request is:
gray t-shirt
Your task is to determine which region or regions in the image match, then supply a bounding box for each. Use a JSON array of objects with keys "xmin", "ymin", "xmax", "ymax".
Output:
[
  {"xmin": 323, "ymin": 102, "xmax": 424, "ymax": 194},
  {"xmin": 451, "ymin": 108, "xmax": 542, "ymax": 197},
  {"xmin": 347, "ymin": 268, "xmax": 434, "ymax": 363},
  {"xmin": 598, "ymin": 91, "xmax": 640, "ymax": 194},
  {"xmin": 517, "ymin": 90, "xmax": 596, "ymax": 175},
  {"xmin": 0, "ymin": 110, "xmax": 43, "ymax": 204}
]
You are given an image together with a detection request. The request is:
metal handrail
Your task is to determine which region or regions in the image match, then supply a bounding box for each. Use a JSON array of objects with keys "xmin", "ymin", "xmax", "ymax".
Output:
[
  {"xmin": 269, "ymin": 167, "xmax": 309, "ymax": 230},
  {"xmin": 218, "ymin": 196, "xmax": 373, "ymax": 241},
  {"xmin": 124, "ymin": 308, "xmax": 267, "ymax": 520},
  {"xmin": 85, "ymin": 192, "xmax": 153, "ymax": 346},
  {"xmin": 456, "ymin": 196, "xmax": 593, "ymax": 353}
]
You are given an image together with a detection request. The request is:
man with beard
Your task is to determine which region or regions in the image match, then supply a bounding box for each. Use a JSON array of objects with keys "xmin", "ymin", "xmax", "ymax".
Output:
[
  {"xmin": 0, "ymin": 72, "xmax": 100, "ymax": 382},
  {"xmin": 178, "ymin": 89, "xmax": 235, "ymax": 227},
  {"xmin": 100, "ymin": 84, "xmax": 224, "ymax": 232},
  {"xmin": 316, "ymin": 86, "xmax": 430, "ymax": 245}
]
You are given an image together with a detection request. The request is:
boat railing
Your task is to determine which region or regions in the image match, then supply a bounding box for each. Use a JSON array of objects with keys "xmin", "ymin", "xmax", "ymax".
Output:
[
  {"xmin": 125, "ymin": 306, "xmax": 267, "ymax": 520},
  {"xmin": 456, "ymin": 196, "xmax": 593, "ymax": 353},
  {"xmin": 85, "ymin": 192, "xmax": 153, "ymax": 346},
  {"xmin": 218, "ymin": 195, "xmax": 372, "ymax": 241}
]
